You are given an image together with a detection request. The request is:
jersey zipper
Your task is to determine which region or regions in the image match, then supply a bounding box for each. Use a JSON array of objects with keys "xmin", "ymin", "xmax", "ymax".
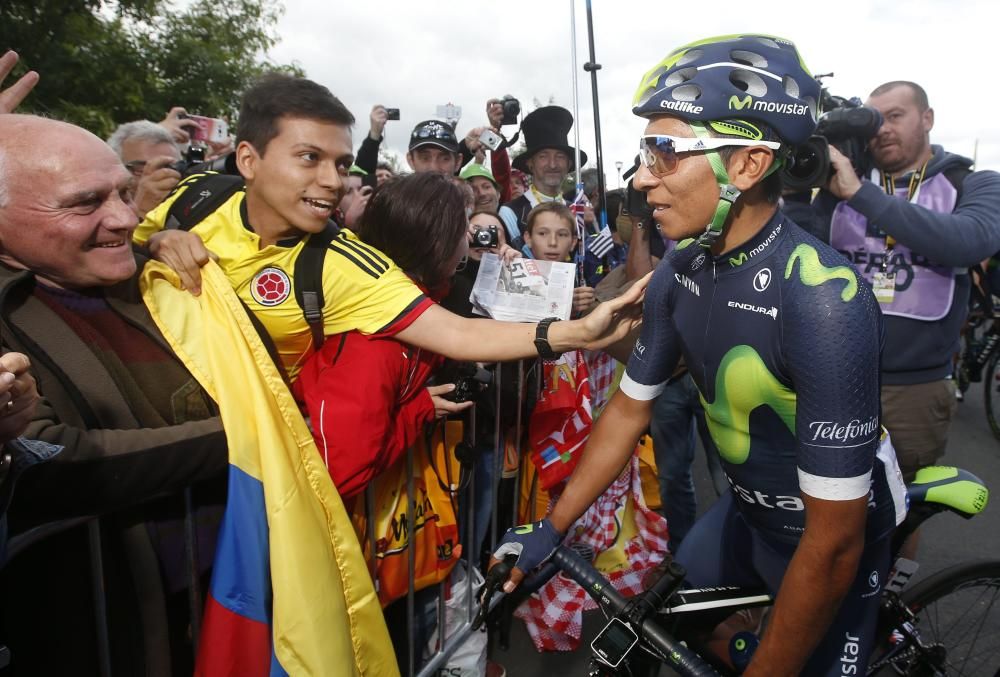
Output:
[{"xmin": 703, "ymin": 259, "xmax": 718, "ymax": 379}]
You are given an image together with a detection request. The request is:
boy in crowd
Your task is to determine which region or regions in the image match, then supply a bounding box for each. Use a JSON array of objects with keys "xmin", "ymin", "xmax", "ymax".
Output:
[{"xmin": 523, "ymin": 202, "xmax": 596, "ymax": 317}]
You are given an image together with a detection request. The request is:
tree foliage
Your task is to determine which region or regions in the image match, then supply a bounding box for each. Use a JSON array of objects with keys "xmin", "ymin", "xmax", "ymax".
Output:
[{"xmin": 1, "ymin": 0, "xmax": 302, "ymax": 138}]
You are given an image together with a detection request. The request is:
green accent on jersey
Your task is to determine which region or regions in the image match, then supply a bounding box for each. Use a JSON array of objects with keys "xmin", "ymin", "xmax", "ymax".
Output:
[
  {"xmin": 676, "ymin": 238, "xmax": 696, "ymax": 250},
  {"xmin": 699, "ymin": 345, "xmax": 797, "ymax": 464},
  {"xmin": 729, "ymin": 252, "xmax": 749, "ymax": 267},
  {"xmin": 729, "ymin": 95, "xmax": 753, "ymax": 111},
  {"xmin": 784, "ymin": 243, "xmax": 858, "ymax": 302},
  {"xmin": 910, "ymin": 466, "xmax": 989, "ymax": 516},
  {"xmin": 513, "ymin": 524, "xmax": 535, "ymax": 535}
]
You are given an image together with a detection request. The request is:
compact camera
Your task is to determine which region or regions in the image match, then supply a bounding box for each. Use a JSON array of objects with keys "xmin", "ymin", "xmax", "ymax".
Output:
[
  {"xmin": 440, "ymin": 363, "xmax": 494, "ymax": 404},
  {"xmin": 473, "ymin": 225, "xmax": 499, "ymax": 249},
  {"xmin": 385, "ymin": 107, "xmax": 400, "ymax": 121},
  {"xmin": 499, "ymin": 95, "xmax": 521, "ymax": 126},
  {"xmin": 479, "ymin": 129, "xmax": 503, "ymax": 151}
]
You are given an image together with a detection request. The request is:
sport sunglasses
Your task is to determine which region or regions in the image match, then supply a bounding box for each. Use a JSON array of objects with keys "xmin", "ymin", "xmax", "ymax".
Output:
[{"xmin": 639, "ymin": 135, "xmax": 780, "ymax": 177}]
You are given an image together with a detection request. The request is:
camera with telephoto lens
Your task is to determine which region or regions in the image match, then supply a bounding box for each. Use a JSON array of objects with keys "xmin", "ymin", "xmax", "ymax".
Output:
[
  {"xmin": 173, "ymin": 148, "xmax": 239, "ymax": 178},
  {"xmin": 500, "ymin": 94, "xmax": 521, "ymax": 126},
  {"xmin": 781, "ymin": 78, "xmax": 883, "ymax": 192},
  {"xmin": 473, "ymin": 225, "xmax": 499, "ymax": 249},
  {"xmin": 439, "ymin": 362, "xmax": 493, "ymax": 404}
]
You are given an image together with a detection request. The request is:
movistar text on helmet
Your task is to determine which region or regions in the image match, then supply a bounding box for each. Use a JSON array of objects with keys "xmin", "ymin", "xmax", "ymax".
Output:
[{"xmin": 728, "ymin": 95, "xmax": 810, "ymax": 117}]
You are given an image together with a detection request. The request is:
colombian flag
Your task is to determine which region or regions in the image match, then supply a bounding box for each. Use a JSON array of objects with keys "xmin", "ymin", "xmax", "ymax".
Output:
[{"xmin": 141, "ymin": 261, "xmax": 398, "ymax": 676}]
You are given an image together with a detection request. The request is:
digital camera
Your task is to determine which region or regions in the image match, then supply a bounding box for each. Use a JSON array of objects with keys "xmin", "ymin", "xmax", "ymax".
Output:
[
  {"xmin": 473, "ymin": 225, "xmax": 499, "ymax": 249},
  {"xmin": 500, "ymin": 95, "xmax": 521, "ymax": 126}
]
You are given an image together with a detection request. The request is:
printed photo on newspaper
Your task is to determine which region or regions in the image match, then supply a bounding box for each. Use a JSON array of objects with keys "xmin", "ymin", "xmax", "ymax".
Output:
[{"xmin": 470, "ymin": 253, "xmax": 576, "ymax": 322}]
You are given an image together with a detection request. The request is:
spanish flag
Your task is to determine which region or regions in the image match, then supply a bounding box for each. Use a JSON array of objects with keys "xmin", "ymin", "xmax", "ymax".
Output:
[{"xmin": 141, "ymin": 261, "xmax": 398, "ymax": 676}]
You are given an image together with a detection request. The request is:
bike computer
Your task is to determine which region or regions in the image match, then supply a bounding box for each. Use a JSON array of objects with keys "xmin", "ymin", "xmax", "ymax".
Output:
[{"xmin": 591, "ymin": 617, "xmax": 639, "ymax": 668}]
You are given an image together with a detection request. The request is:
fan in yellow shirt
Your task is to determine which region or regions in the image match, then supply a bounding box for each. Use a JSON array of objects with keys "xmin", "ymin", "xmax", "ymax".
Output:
[{"xmin": 137, "ymin": 74, "xmax": 648, "ymax": 379}]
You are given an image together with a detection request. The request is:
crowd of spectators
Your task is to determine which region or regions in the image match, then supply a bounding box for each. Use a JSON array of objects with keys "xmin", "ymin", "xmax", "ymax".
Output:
[{"xmin": 1, "ymin": 31, "xmax": 999, "ymax": 676}]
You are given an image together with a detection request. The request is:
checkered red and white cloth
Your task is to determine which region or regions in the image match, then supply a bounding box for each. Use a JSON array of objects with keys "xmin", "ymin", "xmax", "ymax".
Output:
[
  {"xmin": 583, "ymin": 349, "xmax": 617, "ymax": 414},
  {"xmin": 514, "ymin": 454, "xmax": 670, "ymax": 651}
]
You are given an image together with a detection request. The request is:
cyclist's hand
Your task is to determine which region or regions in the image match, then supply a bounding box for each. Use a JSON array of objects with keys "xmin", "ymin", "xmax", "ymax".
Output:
[
  {"xmin": 147, "ymin": 230, "xmax": 217, "ymax": 296},
  {"xmin": 488, "ymin": 518, "xmax": 564, "ymax": 593}
]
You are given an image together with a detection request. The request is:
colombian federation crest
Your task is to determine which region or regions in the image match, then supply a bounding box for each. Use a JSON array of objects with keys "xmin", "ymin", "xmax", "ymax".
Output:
[{"xmin": 251, "ymin": 266, "xmax": 291, "ymax": 306}]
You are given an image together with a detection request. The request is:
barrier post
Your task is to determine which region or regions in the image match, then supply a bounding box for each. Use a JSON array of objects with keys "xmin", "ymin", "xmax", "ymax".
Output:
[
  {"xmin": 87, "ymin": 519, "xmax": 113, "ymax": 677},
  {"xmin": 405, "ymin": 444, "xmax": 417, "ymax": 677},
  {"xmin": 182, "ymin": 488, "xmax": 202, "ymax": 654}
]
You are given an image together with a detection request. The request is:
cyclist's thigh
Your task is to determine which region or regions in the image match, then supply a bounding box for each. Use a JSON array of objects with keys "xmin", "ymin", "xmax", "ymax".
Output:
[
  {"xmin": 799, "ymin": 536, "xmax": 892, "ymax": 676},
  {"xmin": 674, "ymin": 491, "xmax": 761, "ymax": 588}
]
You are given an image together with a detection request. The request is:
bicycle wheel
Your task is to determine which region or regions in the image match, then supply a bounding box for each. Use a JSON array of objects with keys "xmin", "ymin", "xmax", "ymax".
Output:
[
  {"xmin": 984, "ymin": 352, "xmax": 1000, "ymax": 440},
  {"xmin": 875, "ymin": 560, "xmax": 1000, "ymax": 676}
]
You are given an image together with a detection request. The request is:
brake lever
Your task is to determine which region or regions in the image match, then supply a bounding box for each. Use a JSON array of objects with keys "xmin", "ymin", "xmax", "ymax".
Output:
[{"xmin": 472, "ymin": 553, "xmax": 518, "ymax": 631}]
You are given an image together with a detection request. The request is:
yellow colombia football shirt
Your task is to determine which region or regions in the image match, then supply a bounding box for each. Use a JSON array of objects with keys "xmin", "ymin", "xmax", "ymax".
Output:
[{"xmin": 135, "ymin": 176, "xmax": 431, "ymax": 380}]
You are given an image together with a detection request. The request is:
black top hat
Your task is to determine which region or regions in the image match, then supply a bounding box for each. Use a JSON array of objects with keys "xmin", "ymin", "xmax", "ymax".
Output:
[{"xmin": 512, "ymin": 106, "xmax": 588, "ymax": 173}]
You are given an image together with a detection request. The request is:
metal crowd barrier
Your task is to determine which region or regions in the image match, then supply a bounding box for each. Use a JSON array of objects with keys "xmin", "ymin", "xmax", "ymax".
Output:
[
  {"xmin": 1, "ymin": 358, "xmax": 536, "ymax": 676},
  {"xmin": 0, "ymin": 487, "xmax": 204, "ymax": 677}
]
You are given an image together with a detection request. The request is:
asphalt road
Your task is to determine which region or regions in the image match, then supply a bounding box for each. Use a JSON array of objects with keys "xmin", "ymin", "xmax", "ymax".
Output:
[{"xmin": 494, "ymin": 383, "xmax": 1000, "ymax": 676}]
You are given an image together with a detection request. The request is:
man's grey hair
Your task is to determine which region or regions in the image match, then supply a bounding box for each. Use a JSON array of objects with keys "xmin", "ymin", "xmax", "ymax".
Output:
[{"xmin": 106, "ymin": 120, "xmax": 177, "ymax": 158}]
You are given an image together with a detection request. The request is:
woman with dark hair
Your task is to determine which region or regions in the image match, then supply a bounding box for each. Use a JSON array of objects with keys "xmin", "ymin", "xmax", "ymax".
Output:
[{"xmin": 293, "ymin": 172, "xmax": 484, "ymax": 499}]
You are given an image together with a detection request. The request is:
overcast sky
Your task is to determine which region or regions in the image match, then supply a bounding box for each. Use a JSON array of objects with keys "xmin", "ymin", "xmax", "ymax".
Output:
[{"xmin": 269, "ymin": 0, "xmax": 995, "ymax": 187}]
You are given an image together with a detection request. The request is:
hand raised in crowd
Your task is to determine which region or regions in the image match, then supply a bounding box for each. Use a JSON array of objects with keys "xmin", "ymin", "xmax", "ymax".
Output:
[
  {"xmin": 0, "ymin": 51, "xmax": 39, "ymax": 115},
  {"xmin": 583, "ymin": 202, "xmax": 596, "ymax": 227},
  {"xmin": 426, "ymin": 384, "xmax": 475, "ymax": 418},
  {"xmin": 343, "ymin": 185, "xmax": 373, "ymax": 230},
  {"xmin": 205, "ymin": 135, "xmax": 234, "ymax": 161},
  {"xmin": 158, "ymin": 106, "xmax": 200, "ymax": 145},
  {"xmin": 369, "ymin": 104, "xmax": 388, "ymax": 141},
  {"xmin": 572, "ymin": 286, "xmax": 597, "ymax": 316},
  {"xmin": 0, "ymin": 352, "xmax": 40, "ymax": 444},
  {"xmin": 825, "ymin": 145, "xmax": 863, "ymax": 201},
  {"xmin": 147, "ymin": 230, "xmax": 218, "ymax": 296},
  {"xmin": 579, "ymin": 271, "xmax": 650, "ymax": 350},
  {"xmin": 486, "ymin": 99, "xmax": 504, "ymax": 131},
  {"xmin": 464, "ymin": 126, "xmax": 487, "ymax": 154},
  {"xmin": 132, "ymin": 155, "xmax": 182, "ymax": 219}
]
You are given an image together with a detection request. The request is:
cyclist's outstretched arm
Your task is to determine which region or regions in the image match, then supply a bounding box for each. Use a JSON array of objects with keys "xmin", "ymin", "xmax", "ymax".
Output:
[
  {"xmin": 489, "ymin": 262, "xmax": 680, "ymax": 590},
  {"xmin": 746, "ymin": 494, "xmax": 867, "ymax": 676}
]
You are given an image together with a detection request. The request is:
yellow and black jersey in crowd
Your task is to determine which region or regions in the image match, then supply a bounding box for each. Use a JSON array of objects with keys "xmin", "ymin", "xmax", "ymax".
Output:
[{"xmin": 135, "ymin": 178, "xmax": 431, "ymax": 380}]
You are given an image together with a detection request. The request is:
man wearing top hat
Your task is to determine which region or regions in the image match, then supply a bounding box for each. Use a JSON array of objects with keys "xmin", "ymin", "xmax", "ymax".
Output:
[{"xmin": 498, "ymin": 105, "xmax": 587, "ymax": 252}]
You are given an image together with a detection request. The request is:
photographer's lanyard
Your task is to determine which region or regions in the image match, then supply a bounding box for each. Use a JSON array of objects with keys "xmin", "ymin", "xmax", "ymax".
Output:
[{"xmin": 872, "ymin": 159, "xmax": 929, "ymax": 305}]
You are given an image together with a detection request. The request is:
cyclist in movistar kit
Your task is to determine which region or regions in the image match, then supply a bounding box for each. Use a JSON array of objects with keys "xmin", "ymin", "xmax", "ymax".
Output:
[{"xmin": 491, "ymin": 35, "xmax": 907, "ymax": 675}]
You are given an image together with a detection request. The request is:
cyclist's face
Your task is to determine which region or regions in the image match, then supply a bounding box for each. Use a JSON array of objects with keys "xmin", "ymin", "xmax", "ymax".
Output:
[{"xmin": 634, "ymin": 115, "xmax": 719, "ymax": 242}]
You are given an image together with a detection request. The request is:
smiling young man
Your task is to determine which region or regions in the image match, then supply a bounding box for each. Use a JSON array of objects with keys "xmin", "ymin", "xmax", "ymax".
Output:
[
  {"xmin": 490, "ymin": 35, "xmax": 907, "ymax": 676},
  {"xmin": 136, "ymin": 74, "xmax": 646, "ymax": 381}
]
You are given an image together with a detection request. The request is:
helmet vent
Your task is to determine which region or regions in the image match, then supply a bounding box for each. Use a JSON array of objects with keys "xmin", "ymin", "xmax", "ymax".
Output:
[
  {"xmin": 731, "ymin": 50, "xmax": 767, "ymax": 68},
  {"xmin": 753, "ymin": 37, "xmax": 782, "ymax": 50},
  {"xmin": 675, "ymin": 49, "xmax": 703, "ymax": 68},
  {"xmin": 729, "ymin": 69, "xmax": 768, "ymax": 96},
  {"xmin": 802, "ymin": 95, "xmax": 819, "ymax": 121},
  {"xmin": 783, "ymin": 75, "xmax": 800, "ymax": 98},
  {"xmin": 671, "ymin": 84, "xmax": 702, "ymax": 101},
  {"xmin": 664, "ymin": 67, "xmax": 698, "ymax": 87}
]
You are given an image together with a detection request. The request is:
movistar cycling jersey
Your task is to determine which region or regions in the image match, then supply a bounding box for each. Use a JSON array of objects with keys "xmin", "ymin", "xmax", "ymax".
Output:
[{"xmin": 622, "ymin": 211, "xmax": 906, "ymax": 544}]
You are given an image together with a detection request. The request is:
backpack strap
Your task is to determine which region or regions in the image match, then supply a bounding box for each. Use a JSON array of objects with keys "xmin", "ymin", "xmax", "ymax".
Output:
[
  {"xmin": 943, "ymin": 165, "xmax": 973, "ymax": 205},
  {"xmin": 294, "ymin": 221, "xmax": 340, "ymax": 351},
  {"xmin": 164, "ymin": 173, "xmax": 245, "ymax": 231}
]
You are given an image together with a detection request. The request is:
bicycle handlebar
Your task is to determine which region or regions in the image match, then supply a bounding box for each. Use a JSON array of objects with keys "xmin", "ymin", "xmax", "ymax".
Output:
[{"xmin": 549, "ymin": 546, "xmax": 721, "ymax": 677}]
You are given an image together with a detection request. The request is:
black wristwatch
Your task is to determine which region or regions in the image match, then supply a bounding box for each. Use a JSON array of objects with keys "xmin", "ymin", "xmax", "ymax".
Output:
[{"xmin": 534, "ymin": 317, "xmax": 562, "ymax": 360}]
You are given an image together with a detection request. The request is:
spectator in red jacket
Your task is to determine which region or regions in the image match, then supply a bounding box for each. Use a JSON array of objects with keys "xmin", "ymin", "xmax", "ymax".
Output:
[{"xmin": 294, "ymin": 173, "xmax": 517, "ymax": 499}]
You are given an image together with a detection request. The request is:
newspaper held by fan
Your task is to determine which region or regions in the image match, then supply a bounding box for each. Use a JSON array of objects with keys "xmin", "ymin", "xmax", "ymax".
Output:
[{"xmin": 470, "ymin": 253, "xmax": 575, "ymax": 322}]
